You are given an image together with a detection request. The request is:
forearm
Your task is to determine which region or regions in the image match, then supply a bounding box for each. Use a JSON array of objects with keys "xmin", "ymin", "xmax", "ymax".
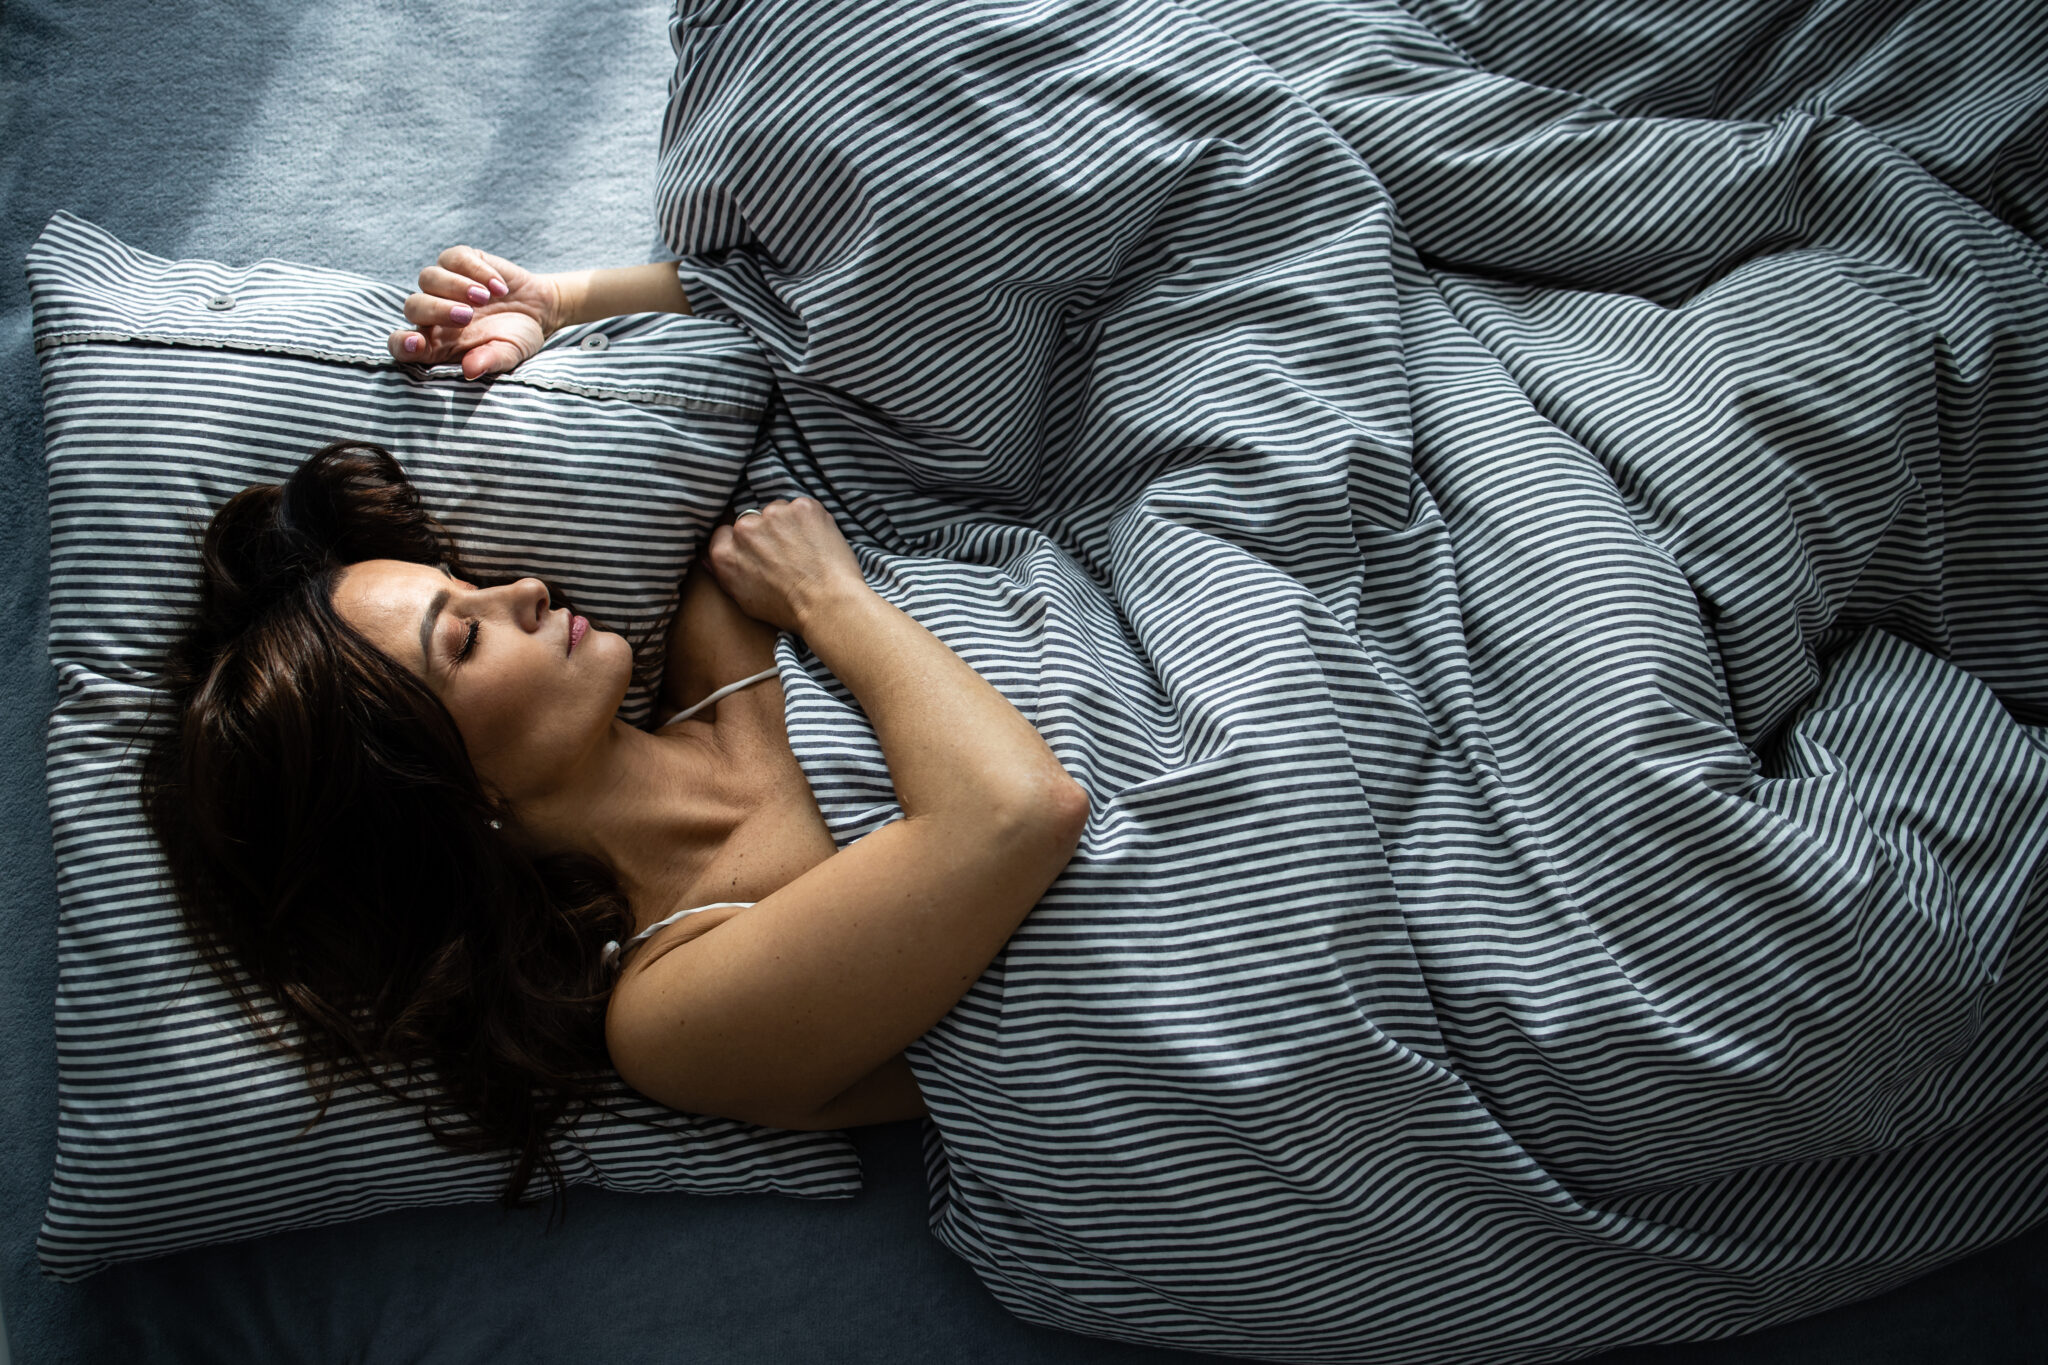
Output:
[
  {"xmin": 792, "ymin": 1053, "xmax": 928, "ymax": 1130},
  {"xmin": 796, "ymin": 585, "xmax": 1084, "ymax": 826},
  {"xmin": 546, "ymin": 261, "xmax": 690, "ymax": 330}
]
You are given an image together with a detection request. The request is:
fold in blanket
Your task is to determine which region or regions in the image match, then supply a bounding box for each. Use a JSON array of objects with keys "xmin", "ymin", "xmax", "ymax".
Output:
[{"xmin": 655, "ymin": 1, "xmax": 2048, "ymax": 1360}]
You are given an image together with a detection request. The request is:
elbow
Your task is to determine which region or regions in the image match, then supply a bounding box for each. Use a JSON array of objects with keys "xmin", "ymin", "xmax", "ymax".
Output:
[
  {"xmin": 1049, "ymin": 774, "xmax": 1090, "ymax": 846},
  {"xmin": 932, "ymin": 768, "xmax": 1090, "ymax": 867},
  {"xmin": 999, "ymin": 769, "xmax": 1089, "ymax": 854}
]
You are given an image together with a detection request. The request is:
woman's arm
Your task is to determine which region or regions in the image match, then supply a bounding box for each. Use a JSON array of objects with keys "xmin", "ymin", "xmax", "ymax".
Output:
[
  {"xmin": 550, "ymin": 261, "xmax": 690, "ymax": 327},
  {"xmin": 386, "ymin": 247, "xmax": 689, "ymax": 378},
  {"xmin": 793, "ymin": 1053, "xmax": 928, "ymax": 1129},
  {"xmin": 606, "ymin": 499, "xmax": 1089, "ymax": 1129}
]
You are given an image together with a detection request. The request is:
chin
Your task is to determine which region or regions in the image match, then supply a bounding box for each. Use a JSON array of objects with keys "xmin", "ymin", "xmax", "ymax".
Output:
[{"xmin": 591, "ymin": 630, "xmax": 637, "ymax": 701}]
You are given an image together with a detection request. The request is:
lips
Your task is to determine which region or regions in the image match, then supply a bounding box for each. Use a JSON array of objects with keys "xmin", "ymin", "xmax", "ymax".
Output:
[{"xmin": 567, "ymin": 614, "xmax": 589, "ymax": 654}]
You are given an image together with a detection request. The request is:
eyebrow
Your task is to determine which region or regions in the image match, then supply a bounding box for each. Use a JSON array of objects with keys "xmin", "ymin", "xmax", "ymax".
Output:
[{"xmin": 419, "ymin": 587, "xmax": 451, "ymax": 673}]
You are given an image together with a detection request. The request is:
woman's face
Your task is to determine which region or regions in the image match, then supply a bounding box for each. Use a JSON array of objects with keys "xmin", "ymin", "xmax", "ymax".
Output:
[{"xmin": 332, "ymin": 559, "xmax": 633, "ymax": 799}]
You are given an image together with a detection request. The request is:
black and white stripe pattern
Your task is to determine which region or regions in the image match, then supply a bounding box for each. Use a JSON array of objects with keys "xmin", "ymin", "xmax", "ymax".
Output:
[
  {"xmin": 28, "ymin": 213, "xmax": 860, "ymax": 1284},
  {"xmin": 1393, "ymin": 0, "xmax": 2048, "ymax": 247},
  {"xmin": 656, "ymin": 2, "xmax": 2048, "ymax": 1360}
]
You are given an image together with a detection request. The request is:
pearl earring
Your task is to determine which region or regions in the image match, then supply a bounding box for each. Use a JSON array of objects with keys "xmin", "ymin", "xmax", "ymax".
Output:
[{"xmin": 489, "ymin": 819, "xmax": 503, "ymax": 830}]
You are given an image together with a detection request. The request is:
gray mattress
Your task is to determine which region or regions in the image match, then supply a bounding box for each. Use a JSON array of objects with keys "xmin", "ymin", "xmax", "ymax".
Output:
[{"xmin": 3, "ymin": 2, "xmax": 2043, "ymax": 1362}]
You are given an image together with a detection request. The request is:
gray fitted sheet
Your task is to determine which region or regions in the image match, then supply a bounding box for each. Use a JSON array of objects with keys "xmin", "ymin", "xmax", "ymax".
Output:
[{"xmin": 2, "ymin": 2, "xmax": 2042, "ymax": 1361}]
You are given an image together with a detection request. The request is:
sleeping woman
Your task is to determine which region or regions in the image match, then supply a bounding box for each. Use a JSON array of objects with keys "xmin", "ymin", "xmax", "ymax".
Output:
[{"xmin": 143, "ymin": 245, "xmax": 1087, "ymax": 1212}]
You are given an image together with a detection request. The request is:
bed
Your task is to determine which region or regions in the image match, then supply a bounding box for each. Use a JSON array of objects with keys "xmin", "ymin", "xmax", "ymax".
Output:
[{"xmin": 4, "ymin": 1, "xmax": 2046, "ymax": 1362}]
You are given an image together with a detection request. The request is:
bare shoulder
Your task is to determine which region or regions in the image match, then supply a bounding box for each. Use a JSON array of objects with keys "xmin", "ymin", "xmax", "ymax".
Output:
[
  {"xmin": 606, "ymin": 914, "xmax": 929, "ymax": 1129},
  {"xmin": 604, "ymin": 901, "xmax": 743, "ymax": 1039}
]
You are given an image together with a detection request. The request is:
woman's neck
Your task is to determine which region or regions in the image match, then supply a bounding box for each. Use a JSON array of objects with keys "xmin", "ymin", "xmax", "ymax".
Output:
[{"xmin": 513, "ymin": 718, "xmax": 757, "ymax": 919}]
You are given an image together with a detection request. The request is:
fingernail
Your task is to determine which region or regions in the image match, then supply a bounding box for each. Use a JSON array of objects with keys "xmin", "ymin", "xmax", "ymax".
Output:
[
  {"xmin": 403, "ymin": 334, "xmax": 421, "ymax": 354},
  {"xmin": 467, "ymin": 285, "xmax": 489, "ymax": 305},
  {"xmin": 489, "ymin": 277, "xmax": 507, "ymax": 296},
  {"xmin": 449, "ymin": 304, "xmax": 474, "ymax": 324}
]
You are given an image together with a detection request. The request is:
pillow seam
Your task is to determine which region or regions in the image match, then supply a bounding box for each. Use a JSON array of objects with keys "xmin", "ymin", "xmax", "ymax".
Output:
[{"xmin": 33, "ymin": 329, "xmax": 765, "ymax": 418}]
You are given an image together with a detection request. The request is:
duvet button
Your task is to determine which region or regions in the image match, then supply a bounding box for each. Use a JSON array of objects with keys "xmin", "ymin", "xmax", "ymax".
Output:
[
  {"xmin": 205, "ymin": 294, "xmax": 236, "ymax": 311},
  {"xmin": 580, "ymin": 333, "xmax": 610, "ymax": 351}
]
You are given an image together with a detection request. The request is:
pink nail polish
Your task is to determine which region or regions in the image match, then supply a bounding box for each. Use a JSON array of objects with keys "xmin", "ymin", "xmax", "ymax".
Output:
[
  {"xmin": 449, "ymin": 304, "xmax": 474, "ymax": 325},
  {"xmin": 489, "ymin": 277, "xmax": 507, "ymax": 296},
  {"xmin": 403, "ymin": 334, "xmax": 420, "ymax": 354},
  {"xmin": 468, "ymin": 285, "xmax": 489, "ymax": 305}
]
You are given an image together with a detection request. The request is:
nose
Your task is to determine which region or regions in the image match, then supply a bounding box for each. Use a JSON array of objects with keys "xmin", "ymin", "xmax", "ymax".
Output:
[{"xmin": 503, "ymin": 577, "xmax": 550, "ymax": 631}]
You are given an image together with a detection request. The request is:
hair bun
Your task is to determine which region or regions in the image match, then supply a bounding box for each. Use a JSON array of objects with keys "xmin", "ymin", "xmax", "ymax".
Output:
[
  {"xmin": 190, "ymin": 441, "xmax": 452, "ymax": 643},
  {"xmin": 193, "ymin": 482, "xmax": 306, "ymax": 638}
]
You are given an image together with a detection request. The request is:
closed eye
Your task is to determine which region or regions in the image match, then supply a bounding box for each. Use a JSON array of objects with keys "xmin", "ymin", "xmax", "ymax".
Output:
[{"xmin": 454, "ymin": 619, "xmax": 480, "ymax": 663}]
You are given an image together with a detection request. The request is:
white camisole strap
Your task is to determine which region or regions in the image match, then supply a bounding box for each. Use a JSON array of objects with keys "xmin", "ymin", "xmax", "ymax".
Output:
[
  {"xmin": 665, "ymin": 665, "xmax": 781, "ymax": 725},
  {"xmin": 603, "ymin": 902, "xmax": 754, "ymax": 976}
]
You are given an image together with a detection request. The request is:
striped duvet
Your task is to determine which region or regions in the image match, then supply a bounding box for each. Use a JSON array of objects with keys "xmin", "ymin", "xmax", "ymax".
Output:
[{"xmin": 655, "ymin": 0, "xmax": 2048, "ymax": 1360}]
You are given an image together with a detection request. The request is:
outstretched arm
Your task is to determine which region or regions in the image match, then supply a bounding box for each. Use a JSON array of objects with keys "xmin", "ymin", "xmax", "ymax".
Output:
[{"xmin": 387, "ymin": 246, "xmax": 690, "ymax": 378}]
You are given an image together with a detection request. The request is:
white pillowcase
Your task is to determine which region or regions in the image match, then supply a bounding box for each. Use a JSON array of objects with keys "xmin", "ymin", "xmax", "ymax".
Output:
[{"xmin": 28, "ymin": 212, "xmax": 858, "ymax": 1282}]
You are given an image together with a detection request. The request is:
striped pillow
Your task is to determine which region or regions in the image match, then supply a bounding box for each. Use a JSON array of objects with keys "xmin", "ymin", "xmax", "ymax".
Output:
[{"xmin": 26, "ymin": 212, "xmax": 859, "ymax": 1283}]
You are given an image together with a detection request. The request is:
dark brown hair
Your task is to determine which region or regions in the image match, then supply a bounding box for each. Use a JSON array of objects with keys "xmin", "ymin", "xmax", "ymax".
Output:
[{"xmin": 141, "ymin": 439, "xmax": 654, "ymax": 1219}]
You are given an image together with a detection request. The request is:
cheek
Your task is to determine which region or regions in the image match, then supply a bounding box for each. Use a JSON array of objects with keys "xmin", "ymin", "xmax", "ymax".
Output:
[
  {"xmin": 449, "ymin": 636, "xmax": 630, "ymax": 771},
  {"xmin": 445, "ymin": 686, "xmax": 529, "ymax": 764}
]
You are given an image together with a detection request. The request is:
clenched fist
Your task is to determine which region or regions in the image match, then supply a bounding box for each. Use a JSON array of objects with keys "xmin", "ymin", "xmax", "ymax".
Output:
[{"xmin": 705, "ymin": 499, "xmax": 871, "ymax": 634}]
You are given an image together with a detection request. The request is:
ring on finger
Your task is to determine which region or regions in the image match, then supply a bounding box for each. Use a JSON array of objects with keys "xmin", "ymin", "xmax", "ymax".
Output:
[{"xmin": 736, "ymin": 506, "xmax": 763, "ymax": 519}]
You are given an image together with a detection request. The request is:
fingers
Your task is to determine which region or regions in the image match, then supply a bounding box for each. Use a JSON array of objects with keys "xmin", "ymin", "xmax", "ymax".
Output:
[
  {"xmin": 433, "ymin": 245, "xmax": 512, "ymax": 299},
  {"xmin": 384, "ymin": 326, "xmax": 512, "ymax": 372},
  {"xmin": 703, "ymin": 524, "xmax": 751, "ymax": 607},
  {"xmin": 388, "ymin": 327, "xmax": 442, "ymax": 363},
  {"xmin": 461, "ymin": 338, "xmax": 526, "ymax": 380},
  {"xmin": 706, "ymin": 522, "xmax": 735, "ymax": 568},
  {"xmin": 721, "ymin": 498, "xmax": 850, "ymax": 571},
  {"xmin": 403, "ymin": 290, "xmax": 477, "ymax": 330},
  {"xmin": 398, "ymin": 254, "xmax": 495, "ymax": 346},
  {"xmin": 703, "ymin": 498, "xmax": 852, "ymax": 627},
  {"xmin": 393, "ymin": 245, "xmax": 545, "ymax": 370},
  {"xmin": 724, "ymin": 498, "xmax": 810, "ymax": 535},
  {"xmin": 419, "ymin": 265, "xmax": 494, "ymax": 308},
  {"xmin": 708, "ymin": 499, "xmax": 792, "ymax": 572}
]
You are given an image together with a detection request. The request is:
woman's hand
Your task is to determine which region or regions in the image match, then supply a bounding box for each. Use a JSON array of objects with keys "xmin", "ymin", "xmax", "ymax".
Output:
[
  {"xmin": 388, "ymin": 246, "xmax": 563, "ymax": 379},
  {"xmin": 704, "ymin": 499, "xmax": 870, "ymax": 633}
]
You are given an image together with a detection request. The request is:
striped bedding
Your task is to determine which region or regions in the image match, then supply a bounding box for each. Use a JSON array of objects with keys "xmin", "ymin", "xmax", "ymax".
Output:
[
  {"xmin": 653, "ymin": 0, "xmax": 2048, "ymax": 1361},
  {"xmin": 26, "ymin": 215, "xmax": 863, "ymax": 1283}
]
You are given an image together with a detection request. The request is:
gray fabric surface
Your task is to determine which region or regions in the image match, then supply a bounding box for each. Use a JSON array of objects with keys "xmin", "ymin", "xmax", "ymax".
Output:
[{"xmin": 1, "ymin": 1, "xmax": 2043, "ymax": 1361}]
